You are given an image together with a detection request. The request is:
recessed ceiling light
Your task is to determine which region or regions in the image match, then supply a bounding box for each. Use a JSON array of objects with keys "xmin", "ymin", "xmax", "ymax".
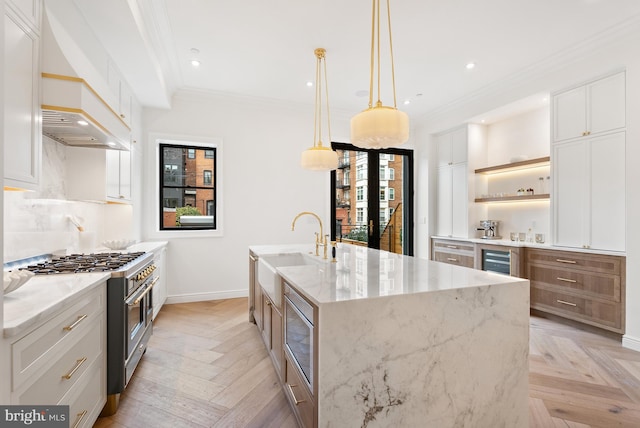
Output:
[
  {"xmin": 306, "ymin": 81, "xmax": 313, "ymax": 87},
  {"xmin": 481, "ymin": 119, "xmax": 486, "ymax": 123},
  {"xmin": 77, "ymin": 120, "xmax": 88, "ymax": 126},
  {"xmin": 191, "ymin": 59, "xmax": 201, "ymax": 67},
  {"xmin": 466, "ymin": 62, "xmax": 476, "ymax": 70},
  {"xmin": 107, "ymin": 142, "xmax": 116, "ymax": 147},
  {"xmin": 403, "ymin": 100, "xmax": 411, "ymax": 105}
]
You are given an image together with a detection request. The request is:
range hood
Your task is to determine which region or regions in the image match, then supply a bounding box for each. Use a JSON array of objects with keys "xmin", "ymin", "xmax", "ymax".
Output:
[{"xmin": 41, "ymin": 5, "xmax": 130, "ymax": 151}]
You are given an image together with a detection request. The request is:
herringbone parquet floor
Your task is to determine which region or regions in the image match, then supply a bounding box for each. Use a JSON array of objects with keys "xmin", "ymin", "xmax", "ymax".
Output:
[{"xmin": 94, "ymin": 298, "xmax": 640, "ymax": 428}]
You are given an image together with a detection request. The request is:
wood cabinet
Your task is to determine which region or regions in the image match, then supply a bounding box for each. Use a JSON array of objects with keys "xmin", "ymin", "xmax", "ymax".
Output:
[
  {"xmin": 284, "ymin": 354, "xmax": 314, "ymax": 428},
  {"xmin": 9, "ymin": 284, "xmax": 106, "ymax": 427},
  {"xmin": 526, "ymin": 248, "xmax": 625, "ymax": 333},
  {"xmin": 552, "ymin": 132, "xmax": 625, "ymax": 251},
  {"xmin": 431, "ymin": 238, "xmax": 475, "ymax": 268},
  {"xmin": 261, "ymin": 293, "xmax": 283, "ymax": 379},
  {"xmin": 3, "ymin": 0, "xmax": 41, "ymax": 191},
  {"xmin": 552, "ymin": 71, "xmax": 625, "ymax": 142},
  {"xmin": 65, "ymin": 147, "xmax": 132, "ymax": 203}
]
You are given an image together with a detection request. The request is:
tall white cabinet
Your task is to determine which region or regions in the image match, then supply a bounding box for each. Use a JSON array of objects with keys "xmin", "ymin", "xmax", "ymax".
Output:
[
  {"xmin": 552, "ymin": 71, "xmax": 626, "ymax": 251},
  {"xmin": 435, "ymin": 125, "xmax": 485, "ymax": 238}
]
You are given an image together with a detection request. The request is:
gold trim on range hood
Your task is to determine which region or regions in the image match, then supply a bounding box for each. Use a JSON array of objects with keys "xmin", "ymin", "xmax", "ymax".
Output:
[{"xmin": 41, "ymin": 73, "xmax": 131, "ymax": 151}]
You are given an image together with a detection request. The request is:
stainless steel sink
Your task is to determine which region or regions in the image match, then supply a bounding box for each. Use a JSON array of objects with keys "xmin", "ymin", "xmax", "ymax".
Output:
[{"xmin": 257, "ymin": 252, "xmax": 324, "ymax": 306}]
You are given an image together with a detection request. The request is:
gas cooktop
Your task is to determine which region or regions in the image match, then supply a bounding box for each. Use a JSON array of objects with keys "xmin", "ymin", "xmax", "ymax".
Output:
[{"xmin": 20, "ymin": 252, "xmax": 146, "ymax": 275}]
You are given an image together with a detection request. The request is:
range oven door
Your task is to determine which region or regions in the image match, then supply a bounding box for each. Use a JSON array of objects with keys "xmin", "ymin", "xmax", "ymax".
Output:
[{"xmin": 124, "ymin": 276, "xmax": 157, "ymax": 383}]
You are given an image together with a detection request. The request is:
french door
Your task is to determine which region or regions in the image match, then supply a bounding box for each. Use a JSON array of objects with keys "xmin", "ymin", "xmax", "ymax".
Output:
[{"xmin": 330, "ymin": 143, "xmax": 414, "ymax": 256}]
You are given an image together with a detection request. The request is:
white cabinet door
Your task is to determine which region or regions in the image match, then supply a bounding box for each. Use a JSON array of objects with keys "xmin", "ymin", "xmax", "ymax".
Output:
[
  {"xmin": 450, "ymin": 127, "xmax": 468, "ymax": 165},
  {"xmin": 106, "ymin": 150, "xmax": 131, "ymax": 201},
  {"xmin": 3, "ymin": 11, "xmax": 41, "ymax": 190},
  {"xmin": 436, "ymin": 133, "xmax": 451, "ymax": 167},
  {"xmin": 553, "ymin": 141, "xmax": 588, "ymax": 248},
  {"xmin": 553, "ymin": 86, "xmax": 586, "ymax": 142},
  {"xmin": 436, "ymin": 167, "xmax": 452, "ymax": 236},
  {"xmin": 119, "ymin": 150, "xmax": 132, "ymax": 201},
  {"xmin": 588, "ymin": 72, "xmax": 625, "ymax": 137},
  {"xmin": 152, "ymin": 247, "xmax": 167, "ymax": 319},
  {"xmin": 590, "ymin": 132, "xmax": 625, "ymax": 251},
  {"xmin": 451, "ymin": 163, "xmax": 468, "ymax": 237}
]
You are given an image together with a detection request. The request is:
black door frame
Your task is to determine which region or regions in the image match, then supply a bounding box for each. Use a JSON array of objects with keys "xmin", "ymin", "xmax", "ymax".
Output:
[{"xmin": 330, "ymin": 142, "xmax": 414, "ymax": 256}]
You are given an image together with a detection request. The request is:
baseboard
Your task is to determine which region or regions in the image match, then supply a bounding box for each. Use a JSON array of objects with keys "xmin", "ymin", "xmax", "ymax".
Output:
[
  {"xmin": 622, "ymin": 334, "xmax": 640, "ymax": 352},
  {"xmin": 165, "ymin": 289, "xmax": 248, "ymax": 304}
]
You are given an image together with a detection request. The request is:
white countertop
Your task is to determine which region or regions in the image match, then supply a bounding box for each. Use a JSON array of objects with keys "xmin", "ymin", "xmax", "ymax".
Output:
[
  {"xmin": 3, "ymin": 272, "xmax": 110, "ymax": 338},
  {"xmin": 250, "ymin": 243, "xmax": 526, "ymax": 307},
  {"xmin": 431, "ymin": 235, "xmax": 626, "ymax": 256}
]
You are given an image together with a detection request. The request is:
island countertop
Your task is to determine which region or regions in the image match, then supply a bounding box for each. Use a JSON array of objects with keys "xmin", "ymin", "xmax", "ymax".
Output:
[{"xmin": 251, "ymin": 243, "xmax": 527, "ymax": 306}]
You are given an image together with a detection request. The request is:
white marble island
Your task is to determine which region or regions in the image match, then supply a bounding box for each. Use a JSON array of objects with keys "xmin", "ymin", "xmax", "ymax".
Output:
[{"xmin": 250, "ymin": 243, "xmax": 530, "ymax": 428}]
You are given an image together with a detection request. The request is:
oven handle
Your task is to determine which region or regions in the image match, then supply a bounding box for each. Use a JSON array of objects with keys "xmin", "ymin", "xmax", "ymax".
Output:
[{"xmin": 126, "ymin": 277, "xmax": 159, "ymax": 306}]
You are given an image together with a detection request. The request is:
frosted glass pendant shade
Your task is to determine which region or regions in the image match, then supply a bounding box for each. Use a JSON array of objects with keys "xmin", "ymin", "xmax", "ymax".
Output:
[
  {"xmin": 351, "ymin": 105, "xmax": 409, "ymax": 149},
  {"xmin": 301, "ymin": 145, "xmax": 339, "ymax": 171}
]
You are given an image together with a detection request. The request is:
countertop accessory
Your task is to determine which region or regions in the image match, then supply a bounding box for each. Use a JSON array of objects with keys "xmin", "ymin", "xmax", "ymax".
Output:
[
  {"xmin": 535, "ymin": 233, "xmax": 545, "ymax": 244},
  {"xmin": 102, "ymin": 239, "xmax": 136, "ymax": 250},
  {"xmin": 3, "ymin": 269, "xmax": 35, "ymax": 295},
  {"xmin": 477, "ymin": 220, "xmax": 501, "ymax": 239},
  {"xmin": 300, "ymin": 48, "xmax": 338, "ymax": 171},
  {"xmin": 350, "ymin": 0, "xmax": 409, "ymax": 149}
]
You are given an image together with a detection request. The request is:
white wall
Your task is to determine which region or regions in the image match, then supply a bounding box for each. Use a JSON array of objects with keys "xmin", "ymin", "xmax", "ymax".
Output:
[
  {"xmin": 415, "ymin": 27, "xmax": 640, "ymax": 349},
  {"xmin": 1, "ymin": 0, "xmax": 7, "ymax": 404},
  {"xmin": 142, "ymin": 91, "xmax": 352, "ymax": 302}
]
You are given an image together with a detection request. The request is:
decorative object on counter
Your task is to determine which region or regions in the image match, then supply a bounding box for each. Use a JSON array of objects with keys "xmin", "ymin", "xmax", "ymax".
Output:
[
  {"xmin": 526, "ymin": 188, "xmax": 534, "ymax": 195},
  {"xmin": 518, "ymin": 232, "xmax": 526, "ymax": 242},
  {"xmin": 510, "ymin": 232, "xmax": 517, "ymax": 241},
  {"xmin": 535, "ymin": 233, "xmax": 545, "ymax": 244},
  {"xmin": 351, "ymin": 0, "xmax": 409, "ymax": 149},
  {"xmin": 102, "ymin": 239, "xmax": 136, "ymax": 250},
  {"xmin": 301, "ymin": 48, "xmax": 338, "ymax": 171},
  {"xmin": 538, "ymin": 177, "xmax": 545, "ymax": 194},
  {"xmin": 477, "ymin": 220, "xmax": 501, "ymax": 239},
  {"xmin": 516, "ymin": 188, "xmax": 526, "ymax": 196},
  {"xmin": 3, "ymin": 269, "xmax": 35, "ymax": 294}
]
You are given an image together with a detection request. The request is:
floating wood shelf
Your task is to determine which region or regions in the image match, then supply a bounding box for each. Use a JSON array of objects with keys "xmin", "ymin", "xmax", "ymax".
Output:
[
  {"xmin": 475, "ymin": 194, "xmax": 550, "ymax": 203},
  {"xmin": 475, "ymin": 156, "xmax": 550, "ymax": 175}
]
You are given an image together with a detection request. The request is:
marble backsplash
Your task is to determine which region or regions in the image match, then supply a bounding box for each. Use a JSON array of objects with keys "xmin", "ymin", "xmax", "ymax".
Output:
[{"xmin": 3, "ymin": 137, "xmax": 133, "ymax": 262}]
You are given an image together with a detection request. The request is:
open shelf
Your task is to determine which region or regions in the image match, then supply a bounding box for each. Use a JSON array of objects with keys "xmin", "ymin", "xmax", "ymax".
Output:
[
  {"xmin": 475, "ymin": 156, "xmax": 550, "ymax": 175},
  {"xmin": 475, "ymin": 194, "xmax": 550, "ymax": 203}
]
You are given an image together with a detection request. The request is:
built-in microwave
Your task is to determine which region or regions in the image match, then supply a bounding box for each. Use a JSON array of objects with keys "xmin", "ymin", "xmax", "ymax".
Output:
[{"xmin": 284, "ymin": 283, "xmax": 314, "ymax": 391}]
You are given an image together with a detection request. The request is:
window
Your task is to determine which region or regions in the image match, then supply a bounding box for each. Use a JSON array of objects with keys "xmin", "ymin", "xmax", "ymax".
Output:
[
  {"xmin": 389, "ymin": 188, "xmax": 395, "ymax": 200},
  {"xmin": 159, "ymin": 143, "xmax": 217, "ymax": 230},
  {"xmin": 356, "ymin": 164, "xmax": 367, "ymax": 180},
  {"xmin": 389, "ymin": 168, "xmax": 395, "ymax": 180},
  {"xmin": 356, "ymin": 186, "xmax": 365, "ymax": 201},
  {"xmin": 380, "ymin": 187, "xmax": 386, "ymax": 201},
  {"xmin": 356, "ymin": 207, "xmax": 364, "ymax": 223}
]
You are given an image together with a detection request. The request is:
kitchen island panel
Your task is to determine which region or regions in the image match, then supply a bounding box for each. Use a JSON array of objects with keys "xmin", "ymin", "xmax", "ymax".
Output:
[{"xmin": 317, "ymin": 280, "xmax": 529, "ymax": 427}]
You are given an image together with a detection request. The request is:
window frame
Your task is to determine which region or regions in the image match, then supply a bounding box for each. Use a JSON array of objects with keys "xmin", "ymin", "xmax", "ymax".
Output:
[{"xmin": 151, "ymin": 134, "xmax": 224, "ymax": 238}]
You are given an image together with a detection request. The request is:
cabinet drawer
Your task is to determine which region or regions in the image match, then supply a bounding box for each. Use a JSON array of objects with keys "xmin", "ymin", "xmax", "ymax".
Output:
[
  {"xmin": 63, "ymin": 357, "xmax": 106, "ymax": 428},
  {"xmin": 531, "ymin": 287, "xmax": 622, "ymax": 332},
  {"xmin": 432, "ymin": 239, "xmax": 474, "ymax": 253},
  {"xmin": 12, "ymin": 288, "xmax": 104, "ymax": 391},
  {"xmin": 285, "ymin": 356, "xmax": 314, "ymax": 428},
  {"xmin": 526, "ymin": 248, "xmax": 621, "ymax": 275},
  {"xmin": 433, "ymin": 251, "xmax": 474, "ymax": 268},
  {"xmin": 13, "ymin": 316, "xmax": 104, "ymax": 404},
  {"xmin": 528, "ymin": 264, "xmax": 620, "ymax": 302}
]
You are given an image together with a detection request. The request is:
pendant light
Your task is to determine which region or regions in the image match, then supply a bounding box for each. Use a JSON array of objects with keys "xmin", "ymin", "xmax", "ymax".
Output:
[
  {"xmin": 301, "ymin": 48, "xmax": 339, "ymax": 171},
  {"xmin": 351, "ymin": 0, "xmax": 409, "ymax": 149}
]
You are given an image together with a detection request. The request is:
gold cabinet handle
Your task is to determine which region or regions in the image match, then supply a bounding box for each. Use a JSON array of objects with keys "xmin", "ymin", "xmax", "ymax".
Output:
[
  {"xmin": 62, "ymin": 357, "xmax": 87, "ymax": 380},
  {"xmin": 286, "ymin": 383, "xmax": 306, "ymax": 405},
  {"xmin": 72, "ymin": 410, "xmax": 88, "ymax": 428},
  {"xmin": 556, "ymin": 299, "xmax": 577, "ymax": 307},
  {"xmin": 63, "ymin": 315, "xmax": 88, "ymax": 331},
  {"xmin": 556, "ymin": 259, "xmax": 577, "ymax": 264},
  {"xmin": 446, "ymin": 258, "xmax": 457, "ymax": 262},
  {"xmin": 557, "ymin": 277, "xmax": 577, "ymax": 283},
  {"xmin": 266, "ymin": 300, "xmax": 272, "ymax": 306}
]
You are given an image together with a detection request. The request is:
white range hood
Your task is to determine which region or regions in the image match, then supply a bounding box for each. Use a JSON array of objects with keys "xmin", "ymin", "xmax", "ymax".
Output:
[{"xmin": 41, "ymin": 5, "xmax": 130, "ymax": 151}]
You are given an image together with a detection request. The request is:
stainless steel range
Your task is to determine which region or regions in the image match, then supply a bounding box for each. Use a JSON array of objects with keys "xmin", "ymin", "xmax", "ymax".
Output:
[{"xmin": 21, "ymin": 251, "xmax": 157, "ymax": 415}]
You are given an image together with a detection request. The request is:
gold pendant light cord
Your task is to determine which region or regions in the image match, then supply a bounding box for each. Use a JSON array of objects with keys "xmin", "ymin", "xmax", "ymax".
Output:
[
  {"xmin": 314, "ymin": 51, "xmax": 320, "ymax": 147},
  {"xmin": 323, "ymin": 56, "xmax": 332, "ymax": 145},
  {"xmin": 313, "ymin": 48, "xmax": 331, "ymax": 148},
  {"xmin": 368, "ymin": 0, "xmax": 398, "ymax": 110}
]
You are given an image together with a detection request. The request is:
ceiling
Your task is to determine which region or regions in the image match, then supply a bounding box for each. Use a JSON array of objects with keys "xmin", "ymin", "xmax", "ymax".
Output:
[{"xmin": 72, "ymin": 0, "xmax": 640, "ymax": 122}]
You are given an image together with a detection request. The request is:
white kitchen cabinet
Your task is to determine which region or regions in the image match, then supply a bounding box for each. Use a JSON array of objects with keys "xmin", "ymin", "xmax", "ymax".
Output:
[
  {"xmin": 10, "ymin": 284, "xmax": 106, "ymax": 427},
  {"xmin": 66, "ymin": 147, "xmax": 132, "ymax": 203},
  {"xmin": 152, "ymin": 245, "xmax": 167, "ymax": 319},
  {"xmin": 435, "ymin": 124, "xmax": 485, "ymax": 238},
  {"xmin": 3, "ymin": 2, "xmax": 41, "ymax": 190},
  {"xmin": 107, "ymin": 59, "xmax": 133, "ymax": 129},
  {"xmin": 552, "ymin": 71, "xmax": 625, "ymax": 142},
  {"xmin": 553, "ymin": 132, "xmax": 625, "ymax": 251}
]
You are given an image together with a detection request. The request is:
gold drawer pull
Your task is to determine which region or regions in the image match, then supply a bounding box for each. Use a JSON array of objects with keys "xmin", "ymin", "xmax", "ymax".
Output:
[
  {"xmin": 556, "ymin": 299, "xmax": 577, "ymax": 307},
  {"xmin": 557, "ymin": 277, "xmax": 577, "ymax": 283},
  {"xmin": 287, "ymin": 383, "xmax": 306, "ymax": 405},
  {"xmin": 63, "ymin": 314, "xmax": 88, "ymax": 331},
  {"xmin": 446, "ymin": 245, "xmax": 458, "ymax": 249},
  {"xmin": 62, "ymin": 357, "xmax": 87, "ymax": 380},
  {"xmin": 556, "ymin": 259, "xmax": 577, "ymax": 264},
  {"xmin": 72, "ymin": 410, "xmax": 87, "ymax": 428},
  {"xmin": 446, "ymin": 258, "xmax": 457, "ymax": 262}
]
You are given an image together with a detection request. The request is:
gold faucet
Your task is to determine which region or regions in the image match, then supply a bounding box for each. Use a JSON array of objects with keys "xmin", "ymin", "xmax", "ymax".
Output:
[{"xmin": 291, "ymin": 211, "xmax": 328, "ymax": 259}]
